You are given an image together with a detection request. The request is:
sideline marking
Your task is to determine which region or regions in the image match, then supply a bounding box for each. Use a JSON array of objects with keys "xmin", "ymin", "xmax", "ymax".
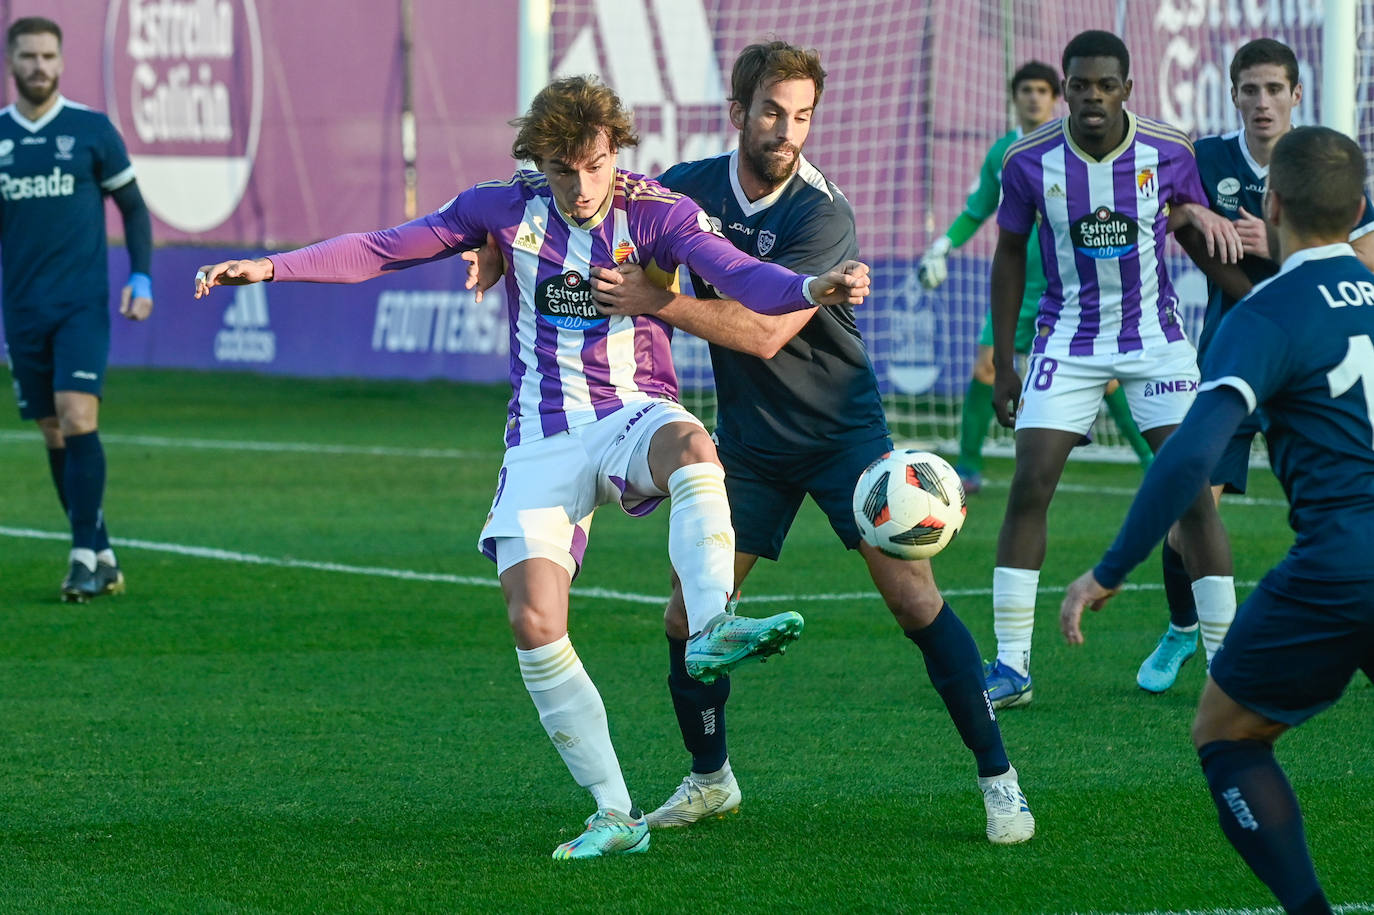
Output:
[{"xmin": 0, "ymin": 526, "xmax": 1259, "ymax": 606}]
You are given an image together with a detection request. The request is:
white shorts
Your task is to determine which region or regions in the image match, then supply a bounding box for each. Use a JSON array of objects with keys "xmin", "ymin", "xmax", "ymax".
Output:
[
  {"xmin": 1014, "ymin": 342, "xmax": 1200, "ymax": 436},
  {"xmin": 478, "ymin": 399, "xmax": 705, "ymax": 578}
]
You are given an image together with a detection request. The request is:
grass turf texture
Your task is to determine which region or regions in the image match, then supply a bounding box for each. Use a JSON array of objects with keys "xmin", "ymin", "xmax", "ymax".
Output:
[{"xmin": 0, "ymin": 368, "xmax": 1370, "ymax": 914}]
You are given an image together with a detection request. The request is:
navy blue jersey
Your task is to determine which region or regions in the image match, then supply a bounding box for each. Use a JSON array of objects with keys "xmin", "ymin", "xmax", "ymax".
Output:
[
  {"xmin": 1194, "ymin": 130, "xmax": 1374, "ymax": 356},
  {"xmin": 0, "ymin": 97, "xmax": 135, "ymax": 312},
  {"xmin": 658, "ymin": 151, "xmax": 888, "ymax": 452},
  {"xmin": 1199, "ymin": 244, "xmax": 1374, "ymax": 583}
]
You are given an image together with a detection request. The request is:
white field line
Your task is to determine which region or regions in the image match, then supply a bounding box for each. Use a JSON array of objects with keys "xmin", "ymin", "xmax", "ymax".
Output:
[
  {"xmin": 1060, "ymin": 901, "xmax": 1374, "ymax": 906},
  {"xmin": 0, "ymin": 429, "xmax": 495, "ymax": 460},
  {"xmin": 0, "ymin": 526, "xmax": 1261, "ymax": 606}
]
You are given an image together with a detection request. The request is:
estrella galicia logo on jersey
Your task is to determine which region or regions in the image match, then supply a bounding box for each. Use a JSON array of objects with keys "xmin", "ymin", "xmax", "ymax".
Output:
[
  {"xmin": 1070, "ymin": 207, "xmax": 1137, "ymax": 259},
  {"xmin": 0, "ymin": 167, "xmax": 76, "ymax": 200},
  {"xmin": 55, "ymin": 135, "xmax": 76, "ymax": 160},
  {"xmin": 757, "ymin": 229, "xmax": 777, "ymax": 257},
  {"xmin": 536, "ymin": 270, "xmax": 606, "ymax": 330}
]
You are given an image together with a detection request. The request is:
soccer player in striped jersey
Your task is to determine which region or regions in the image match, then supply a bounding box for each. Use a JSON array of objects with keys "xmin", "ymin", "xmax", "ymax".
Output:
[
  {"xmin": 589, "ymin": 41, "xmax": 1034, "ymax": 845},
  {"xmin": 194, "ymin": 75, "xmax": 870, "ymax": 859},
  {"xmin": 919, "ymin": 60, "xmax": 1153, "ymax": 492},
  {"xmin": 1138, "ymin": 38, "xmax": 1374, "ymax": 695},
  {"xmin": 1062, "ymin": 125, "xmax": 1374, "ymax": 915},
  {"xmin": 0, "ymin": 17, "xmax": 154, "ymax": 602},
  {"xmin": 984, "ymin": 30, "xmax": 1246, "ymax": 709}
]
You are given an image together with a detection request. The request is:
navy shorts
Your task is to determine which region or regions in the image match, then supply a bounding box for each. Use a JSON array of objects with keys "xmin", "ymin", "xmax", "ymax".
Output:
[
  {"xmin": 3, "ymin": 299, "xmax": 110, "ymax": 420},
  {"xmin": 1209, "ymin": 570, "xmax": 1374, "ymax": 727},
  {"xmin": 1209, "ymin": 412, "xmax": 1263, "ymax": 494},
  {"xmin": 717, "ymin": 433, "xmax": 892, "ymax": 561}
]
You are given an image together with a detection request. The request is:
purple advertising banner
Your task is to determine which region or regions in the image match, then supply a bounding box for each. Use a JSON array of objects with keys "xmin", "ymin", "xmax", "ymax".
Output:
[{"xmin": 0, "ymin": 1, "xmax": 1341, "ymax": 393}]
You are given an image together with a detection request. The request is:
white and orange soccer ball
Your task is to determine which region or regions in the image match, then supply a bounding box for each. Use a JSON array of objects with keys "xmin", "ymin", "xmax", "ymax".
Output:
[{"xmin": 852, "ymin": 450, "xmax": 967, "ymax": 560}]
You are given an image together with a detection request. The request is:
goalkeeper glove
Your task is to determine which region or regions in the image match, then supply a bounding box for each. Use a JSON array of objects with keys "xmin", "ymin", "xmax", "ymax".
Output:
[{"xmin": 918, "ymin": 236, "xmax": 952, "ymax": 289}]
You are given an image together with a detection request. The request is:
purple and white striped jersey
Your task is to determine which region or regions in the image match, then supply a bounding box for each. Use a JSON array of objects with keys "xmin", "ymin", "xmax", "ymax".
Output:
[
  {"xmin": 271, "ymin": 168, "xmax": 818, "ymax": 446},
  {"xmin": 998, "ymin": 114, "xmax": 1208, "ymax": 357}
]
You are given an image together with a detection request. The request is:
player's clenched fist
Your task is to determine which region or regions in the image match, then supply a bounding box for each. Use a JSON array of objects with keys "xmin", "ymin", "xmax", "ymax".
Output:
[
  {"xmin": 193, "ymin": 257, "xmax": 275, "ymax": 298},
  {"xmin": 807, "ymin": 259, "xmax": 871, "ymax": 306}
]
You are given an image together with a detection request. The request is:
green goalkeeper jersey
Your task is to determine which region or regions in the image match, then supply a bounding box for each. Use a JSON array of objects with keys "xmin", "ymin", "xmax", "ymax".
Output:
[{"xmin": 948, "ymin": 127, "xmax": 1046, "ymax": 310}]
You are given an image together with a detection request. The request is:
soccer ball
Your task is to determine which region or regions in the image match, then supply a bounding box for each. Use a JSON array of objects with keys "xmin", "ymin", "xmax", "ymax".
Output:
[{"xmin": 852, "ymin": 450, "xmax": 967, "ymax": 560}]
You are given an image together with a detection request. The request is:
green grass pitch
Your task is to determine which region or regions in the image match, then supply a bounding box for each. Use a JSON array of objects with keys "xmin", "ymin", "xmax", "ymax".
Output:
[{"xmin": 0, "ymin": 368, "xmax": 1369, "ymax": 914}]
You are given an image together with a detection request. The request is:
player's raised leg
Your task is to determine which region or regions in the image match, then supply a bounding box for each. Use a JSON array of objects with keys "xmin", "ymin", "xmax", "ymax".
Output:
[
  {"xmin": 646, "ymin": 422, "xmax": 803, "ymax": 684},
  {"xmin": 987, "ymin": 426, "xmax": 1080, "ymax": 708},
  {"xmin": 501, "ymin": 550, "xmax": 648, "ymax": 859},
  {"xmin": 866, "ymin": 545, "xmax": 1034, "ymax": 843}
]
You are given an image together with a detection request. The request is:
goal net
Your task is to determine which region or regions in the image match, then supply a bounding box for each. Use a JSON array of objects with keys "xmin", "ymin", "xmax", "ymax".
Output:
[{"xmin": 545, "ymin": 0, "xmax": 1340, "ymax": 459}]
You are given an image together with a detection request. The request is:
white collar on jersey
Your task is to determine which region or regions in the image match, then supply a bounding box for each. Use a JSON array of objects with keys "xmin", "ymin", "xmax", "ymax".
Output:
[
  {"xmin": 1232, "ymin": 128, "xmax": 1268, "ymax": 178},
  {"xmin": 727, "ymin": 148, "xmax": 830, "ymax": 216},
  {"xmin": 5, "ymin": 93, "xmax": 68, "ymax": 133},
  {"xmin": 1248, "ymin": 242, "xmax": 1356, "ymax": 299}
]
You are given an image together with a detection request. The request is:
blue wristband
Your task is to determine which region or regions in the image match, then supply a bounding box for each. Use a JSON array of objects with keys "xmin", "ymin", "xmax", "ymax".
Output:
[{"xmin": 128, "ymin": 272, "xmax": 153, "ymax": 300}]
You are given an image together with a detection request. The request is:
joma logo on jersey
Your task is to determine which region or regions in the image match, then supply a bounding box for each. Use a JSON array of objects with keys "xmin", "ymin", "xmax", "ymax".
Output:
[
  {"xmin": 1143, "ymin": 379, "xmax": 1198, "ymax": 396},
  {"xmin": 0, "ymin": 168, "xmax": 76, "ymax": 200}
]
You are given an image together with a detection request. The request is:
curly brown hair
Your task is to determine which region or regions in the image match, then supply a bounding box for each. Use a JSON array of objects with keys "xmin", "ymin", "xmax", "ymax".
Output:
[{"xmin": 511, "ymin": 76, "xmax": 639, "ymax": 166}]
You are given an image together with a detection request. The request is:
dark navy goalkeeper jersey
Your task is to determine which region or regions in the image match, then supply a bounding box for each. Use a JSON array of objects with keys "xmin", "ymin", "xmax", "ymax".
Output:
[
  {"xmin": 658, "ymin": 150, "xmax": 888, "ymax": 453},
  {"xmin": 0, "ymin": 96, "xmax": 136, "ymax": 313},
  {"xmin": 1194, "ymin": 129, "xmax": 1374, "ymax": 357},
  {"xmin": 1199, "ymin": 243, "xmax": 1374, "ymax": 583}
]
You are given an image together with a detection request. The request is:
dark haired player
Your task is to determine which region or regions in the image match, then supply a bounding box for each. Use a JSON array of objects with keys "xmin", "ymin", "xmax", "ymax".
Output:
[
  {"xmin": 1, "ymin": 16, "xmax": 154, "ymax": 601},
  {"xmin": 984, "ymin": 29, "xmax": 1246, "ymax": 709},
  {"xmin": 919, "ymin": 59, "xmax": 1152, "ymax": 491},
  {"xmin": 1062, "ymin": 125, "xmax": 1374, "ymax": 915},
  {"xmin": 1137, "ymin": 37, "xmax": 1374, "ymax": 694},
  {"xmin": 591, "ymin": 40, "xmax": 1035, "ymax": 844}
]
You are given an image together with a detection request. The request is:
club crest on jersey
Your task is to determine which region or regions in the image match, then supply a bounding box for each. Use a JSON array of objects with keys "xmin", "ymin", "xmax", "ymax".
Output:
[
  {"xmin": 613, "ymin": 239, "xmax": 638, "ymax": 264},
  {"xmin": 1135, "ymin": 168, "xmax": 1156, "ymax": 198},
  {"xmin": 757, "ymin": 229, "xmax": 777, "ymax": 257},
  {"xmin": 55, "ymin": 136, "xmax": 76, "ymax": 160},
  {"xmin": 536, "ymin": 270, "xmax": 606, "ymax": 330},
  {"xmin": 1070, "ymin": 207, "xmax": 1137, "ymax": 259},
  {"xmin": 1214, "ymin": 177, "xmax": 1241, "ymax": 213}
]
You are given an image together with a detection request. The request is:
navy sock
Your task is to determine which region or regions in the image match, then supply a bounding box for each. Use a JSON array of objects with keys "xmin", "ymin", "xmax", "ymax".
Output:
[
  {"xmin": 63, "ymin": 432, "xmax": 107, "ymax": 553},
  {"xmin": 48, "ymin": 445, "xmax": 111, "ymax": 552},
  {"xmin": 1163, "ymin": 542, "xmax": 1198, "ymax": 628},
  {"xmin": 667, "ymin": 636, "xmax": 730, "ymax": 774},
  {"xmin": 907, "ymin": 604, "xmax": 1009, "ymax": 778},
  {"xmin": 1198, "ymin": 740, "xmax": 1330, "ymax": 914}
]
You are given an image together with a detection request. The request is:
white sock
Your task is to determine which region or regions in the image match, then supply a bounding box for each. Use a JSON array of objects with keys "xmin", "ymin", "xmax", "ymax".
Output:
[
  {"xmin": 97, "ymin": 548, "xmax": 117, "ymax": 567},
  {"xmin": 70, "ymin": 548, "xmax": 96, "ymax": 572},
  {"xmin": 517, "ymin": 635, "xmax": 633, "ymax": 814},
  {"xmin": 1192, "ymin": 575, "xmax": 1236, "ymax": 663},
  {"xmin": 667, "ymin": 463, "xmax": 734, "ymax": 635},
  {"xmin": 993, "ymin": 567, "xmax": 1038, "ymax": 675}
]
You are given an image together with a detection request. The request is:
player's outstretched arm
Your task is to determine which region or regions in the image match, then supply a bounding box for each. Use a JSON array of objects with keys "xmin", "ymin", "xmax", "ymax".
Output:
[
  {"xmin": 194, "ymin": 258, "xmax": 274, "ymax": 298},
  {"xmin": 1170, "ymin": 202, "xmax": 1244, "ymax": 264},
  {"xmin": 591, "ymin": 263, "xmax": 815, "ymax": 359},
  {"xmin": 807, "ymin": 260, "xmax": 871, "ymax": 306},
  {"xmin": 1059, "ymin": 571, "xmax": 1119, "ymax": 644}
]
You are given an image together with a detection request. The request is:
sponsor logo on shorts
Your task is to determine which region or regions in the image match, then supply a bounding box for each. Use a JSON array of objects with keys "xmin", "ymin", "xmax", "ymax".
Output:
[
  {"xmin": 1142, "ymin": 378, "xmax": 1199, "ymax": 396},
  {"xmin": 72, "ymin": 370, "xmax": 99, "ymax": 381}
]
